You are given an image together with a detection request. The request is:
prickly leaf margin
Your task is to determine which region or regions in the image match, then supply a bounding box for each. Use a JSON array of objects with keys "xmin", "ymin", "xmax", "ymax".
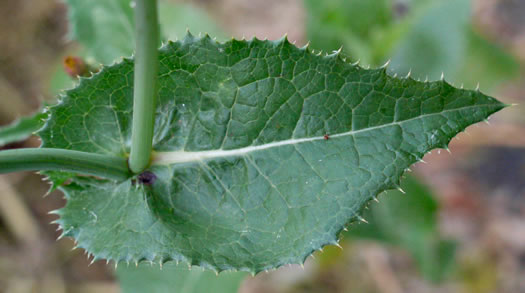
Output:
[{"xmin": 42, "ymin": 34, "xmax": 506, "ymax": 274}]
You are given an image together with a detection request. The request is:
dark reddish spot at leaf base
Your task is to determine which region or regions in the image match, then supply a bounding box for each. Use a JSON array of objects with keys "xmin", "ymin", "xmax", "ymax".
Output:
[
  {"xmin": 324, "ymin": 134, "xmax": 330, "ymax": 140},
  {"xmin": 138, "ymin": 171, "xmax": 157, "ymax": 185}
]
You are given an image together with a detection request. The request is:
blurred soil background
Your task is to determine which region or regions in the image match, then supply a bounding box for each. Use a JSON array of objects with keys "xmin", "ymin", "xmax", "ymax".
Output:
[{"xmin": 0, "ymin": 0, "xmax": 524, "ymax": 292}]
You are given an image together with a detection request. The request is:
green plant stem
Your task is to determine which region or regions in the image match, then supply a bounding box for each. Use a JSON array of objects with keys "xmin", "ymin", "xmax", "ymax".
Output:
[
  {"xmin": 128, "ymin": 0, "xmax": 159, "ymax": 173},
  {"xmin": 0, "ymin": 149, "xmax": 130, "ymax": 181}
]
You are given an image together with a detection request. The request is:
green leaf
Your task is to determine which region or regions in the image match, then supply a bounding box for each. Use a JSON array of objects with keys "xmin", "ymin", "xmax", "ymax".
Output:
[
  {"xmin": 387, "ymin": 0, "xmax": 520, "ymax": 92},
  {"xmin": 116, "ymin": 262, "xmax": 247, "ymax": 293},
  {"xmin": 455, "ymin": 28, "xmax": 519, "ymax": 90},
  {"xmin": 305, "ymin": 0, "xmax": 519, "ymax": 92},
  {"xmin": 65, "ymin": 0, "xmax": 224, "ymax": 64},
  {"xmin": 65, "ymin": 0, "xmax": 135, "ymax": 64},
  {"xmin": 388, "ymin": 0, "xmax": 470, "ymax": 81},
  {"xmin": 42, "ymin": 35, "xmax": 505, "ymax": 274},
  {"xmin": 345, "ymin": 176, "xmax": 456, "ymax": 283},
  {"xmin": 304, "ymin": 0, "xmax": 393, "ymax": 65},
  {"xmin": 0, "ymin": 111, "xmax": 47, "ymax": 147},
  {"xmin": 158, "ymin": 2, "xmax": 226, "ymax": 42}
]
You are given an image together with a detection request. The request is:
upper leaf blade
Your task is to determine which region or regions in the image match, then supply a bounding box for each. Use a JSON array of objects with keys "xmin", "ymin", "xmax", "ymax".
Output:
[{"xmin": 42, "ymin": 35, "xmax": 506, "ymax": 273}]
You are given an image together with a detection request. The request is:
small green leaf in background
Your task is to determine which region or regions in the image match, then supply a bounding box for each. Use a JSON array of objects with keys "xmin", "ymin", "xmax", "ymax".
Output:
[
  {"xmin": 388, "ymin": 0, "xmax": 470, "ymax": 80},
  {"xmin": 65, "ymin": 0, "xmax": 135, "ymax": 64},
  {"xmin": 304, "ymin": 0, "xmax": 519, "ymax": 92},
  {"xmin": 455, "ymin": 28, "xmax": 519, "ymax": 91},
  {"xmin": 116, "ymin": 262, "xmax": 247, "ymax": 293},
  {"xmin": 0, "ymin": 111, "xmax": 47, "ymax": 147},
  {"xmin": 158, "ymin": 2, "xmax": 226, "ymax": 42},
  {"xmin": 345, "ymin": 176, "xmax": 456, "ymax": 283},
  {"xmin": 304, "ymin": 0, "xmax": 393, "ymax": 65},
  {"xmin": 65, "ymin": 0, "xmax": 224, "ymax": 65},
  {"xmin": 44, "ymin": 34, "xmax": 504, "ymax": 273}
]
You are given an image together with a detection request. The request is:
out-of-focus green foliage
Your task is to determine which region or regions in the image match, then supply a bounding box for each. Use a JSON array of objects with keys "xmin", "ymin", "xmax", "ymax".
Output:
[
  {"xmin": 158, "ymin": 2, "xmax": 225, "ymax": 42},
  {"xmin": 0, "ymin": 111, "xmax": 47, "ymax": 147},
  {"xmin": 456, "ymin": 29, "xmax": 520, "ymax": 90},
  {"xmin": 65, "ymin": 0, "xmax": 135, "ymax": 64},
  {"xmin": 388, "ymin": 0, "xmax": 519, "ymax": 88},
  {"xmin": 65, "ymin": 0, "xmax": 224, "ymax": 64},
  {"xmin": 305, "ymin": 0, "xmax": 519, "ymax": 91},
  {"xmin": 304, "ymin": 0, "xmax": 393, "ymax": 65},
  {"xmin": 53, "ymin": 0, "xmax": 225, "ymax": 99},
  {"xmin": 116, "ymin": 262, "xmax": 247, "ymax": 293},
  {"xmin": 344, "ymin": 176, "xmax": 456, "ymax": 283},
  {"xmin": 388, "ymin": 0, "xmax": 471, "ymax": 81}
]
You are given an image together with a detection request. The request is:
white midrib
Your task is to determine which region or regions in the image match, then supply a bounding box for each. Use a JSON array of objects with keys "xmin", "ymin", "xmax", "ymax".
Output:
[
  {"xmin": 153, "ymin": 129, "xmax": 351, "ymax": 165},
  {"xmin": 151, "ymin": 104, "xmax": 493, "ymax": 165}
]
